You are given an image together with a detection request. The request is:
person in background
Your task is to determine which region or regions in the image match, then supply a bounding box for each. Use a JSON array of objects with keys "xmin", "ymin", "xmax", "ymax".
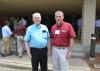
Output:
[
  {"xmin": 77, "ymin": 17, "xmax": 82, "ymax": 40},
  {"xmin": 0, "ymin": 17, "xmax": 4, "ymax": 38},
  {"xmin": 19, "ymin": 17, "xmax": 27, "ymax": 27},
  {"xmin": 50, "ymin": 11, "xmax": 76, "ymax": 71},
  {"xmin": 95, "ymin": 17, "xmax": 100, "ymax": 39},
  {"xmin": 15, "ymin": 21, "xmax": 26, "ymax": 58},
  {"xmin": 24, "ymin": 13, "xmax": 50, "ymax": 71},
  {"xmin": 1, "ymin": 21, "xmax": 13, "ymax": 57},
  {"xmin": 13, "ymin": 17, "xmax": 19, "ymax": 30}
]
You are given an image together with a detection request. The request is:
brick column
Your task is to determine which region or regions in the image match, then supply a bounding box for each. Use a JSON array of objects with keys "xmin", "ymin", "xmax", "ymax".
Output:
[{"xmin": 82, "ymin": 0, "xmax": 96, "ymax": 53}]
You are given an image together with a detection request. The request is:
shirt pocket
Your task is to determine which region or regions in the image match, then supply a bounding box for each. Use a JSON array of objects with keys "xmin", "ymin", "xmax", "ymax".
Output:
[
  {"xmin": 42, "ymin": 30, "xmax": 47, "ymax": 39},
  {"xmin": 60, "ymin": 31, "xmax": 67, "ymax": 38}
]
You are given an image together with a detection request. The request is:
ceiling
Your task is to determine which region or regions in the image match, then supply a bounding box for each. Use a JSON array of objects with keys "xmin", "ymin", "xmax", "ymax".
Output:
[{"xmin": 0, "ymin": 0, "xmax": 99, "ymax": 17}]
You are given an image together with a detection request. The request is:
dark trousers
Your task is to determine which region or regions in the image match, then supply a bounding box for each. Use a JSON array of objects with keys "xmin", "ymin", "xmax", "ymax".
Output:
[{"xmin": 30, "ymin": 47, "xmax": 48, "ymax": 71}]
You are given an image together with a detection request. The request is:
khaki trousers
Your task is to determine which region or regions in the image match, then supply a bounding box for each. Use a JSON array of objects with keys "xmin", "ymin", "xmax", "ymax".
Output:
[
  {"xmin": 52, "ymin": 46, "xmax": 69, "ymax": 71},
  {"xmin": 2, "ymin": 37, "xmax": 11, "ymax": 54},
  {"xmin": 16, "ymin": 36, "xmax": 25, "ymax": 56}
]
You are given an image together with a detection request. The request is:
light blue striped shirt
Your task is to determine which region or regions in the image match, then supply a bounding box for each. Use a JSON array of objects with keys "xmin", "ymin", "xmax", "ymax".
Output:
[
  {"xmin": 2, "ymin": 25, "xmax": 12, "ymax": 37},
  {"xmin": 24, "ymin": 24, "xmax": 50, "ymax": 48}
]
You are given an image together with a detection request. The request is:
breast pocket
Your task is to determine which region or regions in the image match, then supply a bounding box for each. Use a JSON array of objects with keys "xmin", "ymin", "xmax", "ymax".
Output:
[
  {"xmin": 60, "ymin": 32, "xmax": 67, "ymax": 38},
  {"xmin": 42, "ymin": 30, "xmax": 47, "ymax": 39}
]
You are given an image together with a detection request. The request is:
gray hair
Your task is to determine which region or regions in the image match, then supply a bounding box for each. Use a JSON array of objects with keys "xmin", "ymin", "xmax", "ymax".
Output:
[{"xmin": 55, "ymin": 11, "xmax": 64, "ymax": 17}]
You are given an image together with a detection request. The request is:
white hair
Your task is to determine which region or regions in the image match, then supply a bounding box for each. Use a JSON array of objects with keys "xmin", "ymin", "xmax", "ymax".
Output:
[{"xmin": 32, "ymin": 13, "xmax": 41, "ymax": 20}]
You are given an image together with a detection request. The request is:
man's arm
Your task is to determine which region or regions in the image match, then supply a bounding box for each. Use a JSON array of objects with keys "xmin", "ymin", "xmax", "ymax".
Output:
[
  {"xmin": 25, "ymin": 41, "xmax": 32, "ymax": 58},
  {"xmin": 47, "ymin": 39, "xmax": 52, "ymax": 56},
  {"xmin": 67, "ymin": 38, "xmax": 74, "ymax": 58}
]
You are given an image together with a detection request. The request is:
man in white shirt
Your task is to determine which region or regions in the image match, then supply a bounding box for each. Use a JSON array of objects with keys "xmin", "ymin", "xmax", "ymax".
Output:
[{"xmin": 1, "ymin": 21, "xmax": 13, "ymax": 57}]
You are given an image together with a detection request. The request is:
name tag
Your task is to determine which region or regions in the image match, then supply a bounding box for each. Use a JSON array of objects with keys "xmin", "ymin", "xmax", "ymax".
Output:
[{"xmin": 55, "ymin": 30, "xmax": 60, "ymax": 34}]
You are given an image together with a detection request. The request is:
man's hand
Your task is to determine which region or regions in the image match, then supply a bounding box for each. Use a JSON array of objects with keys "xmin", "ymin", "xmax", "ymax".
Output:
[
  {"xmin": 27, "ymin": 51, "xmax": 32, "ymax": 59},
  {"xmin": 48, "ymin": 49, "xmax": 52, "ymax": 56},
  {"xmin": 66, "ymin": 51, "xmax": 72, "ymax": 59},
  {"xmin": 25, "ymin": 42, "xmax": 32, "ymax": 59}
]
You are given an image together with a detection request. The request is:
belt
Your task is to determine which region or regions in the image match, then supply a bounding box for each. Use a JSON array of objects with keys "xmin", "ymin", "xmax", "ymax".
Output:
[
  {"xmin": 17, "ymin": 35, "xmax": 23, "ymax": 36},
  {"xmin": 57, "ymin": 47, "xmax": 66, "ymax": 49},
  {"xmin": 53, "ymin": 46, "xmax": 66, "ymax": 49},
  {"xmin": 31, "ymin": 47, "xmax": 47, "ymax": 50}
]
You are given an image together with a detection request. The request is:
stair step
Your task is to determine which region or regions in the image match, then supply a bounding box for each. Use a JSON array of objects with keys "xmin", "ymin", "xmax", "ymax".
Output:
[
  {"xmin": 72, "ymin": 52, "xmax": 85, "ymax": 58},
  {"xmin": 72, "ymin": 44, "xmax": 85, "ymax": 58}
]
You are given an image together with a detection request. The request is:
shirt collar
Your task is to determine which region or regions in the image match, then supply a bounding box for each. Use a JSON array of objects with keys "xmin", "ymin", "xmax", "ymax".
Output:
[
  {"xmin": 34, "ymin": 24, "xmax": 41, "ymax": 29},
  {"xmin": 56, "ymin": 22, "xmax": 64, "ymax": 28}
]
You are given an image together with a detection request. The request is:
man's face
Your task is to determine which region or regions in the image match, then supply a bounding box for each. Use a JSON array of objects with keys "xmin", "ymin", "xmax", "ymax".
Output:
[
  {"xmin": 33, "ymin": 17, "xmax": 41, "ymax": 24},
  {"xmin": 55, "ymin": 13, "xmax": 64, "ymax": 25}
]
